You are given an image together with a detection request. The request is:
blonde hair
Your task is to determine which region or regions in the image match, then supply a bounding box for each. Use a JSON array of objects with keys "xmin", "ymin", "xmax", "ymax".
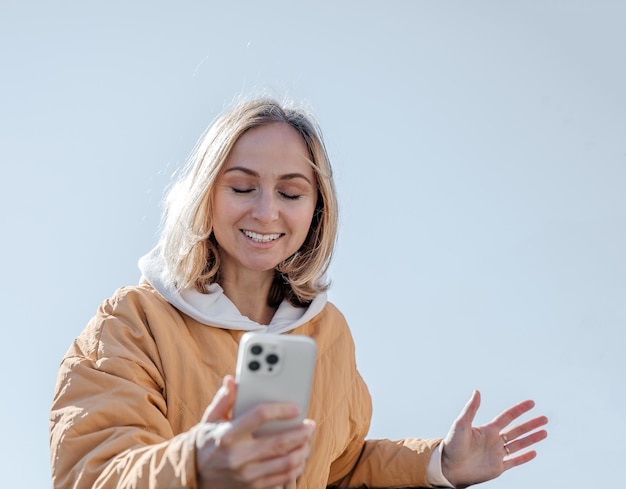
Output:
[{"xmin": 159, "ymin": 98, "xmax": 338, "ymax": 306}]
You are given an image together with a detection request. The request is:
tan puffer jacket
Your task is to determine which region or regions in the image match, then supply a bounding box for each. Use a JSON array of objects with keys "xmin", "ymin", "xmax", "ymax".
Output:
[{"xmin": 50, "ymin": 284, "xmax": 440, "ymax": 488}]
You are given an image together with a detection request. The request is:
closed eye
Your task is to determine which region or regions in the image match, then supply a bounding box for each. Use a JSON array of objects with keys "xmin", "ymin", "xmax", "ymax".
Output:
[
  {"xmin": 279, "ymin": 192, "xmax": 301, "ymax": 200},
  {"xmin": 232, "ymin": 187, "xmax": 254, "ymax": 194}
]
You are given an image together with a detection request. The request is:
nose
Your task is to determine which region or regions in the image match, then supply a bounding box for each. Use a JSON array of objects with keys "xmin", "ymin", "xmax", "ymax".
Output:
[{"xmin": 251, "ymin": 190, "xmax": 279, "ymax": 223}]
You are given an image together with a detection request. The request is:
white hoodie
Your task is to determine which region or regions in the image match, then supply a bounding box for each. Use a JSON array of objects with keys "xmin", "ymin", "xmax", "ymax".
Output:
[{"xmin": 138, "ymin": 245, "xmax": 328, "ymax": 333}]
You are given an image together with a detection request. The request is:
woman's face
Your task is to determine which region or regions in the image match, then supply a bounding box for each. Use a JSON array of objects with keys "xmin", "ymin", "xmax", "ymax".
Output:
[{"xmin": 212, "ymin": 122, "xmax": 318, "ymax": 282}]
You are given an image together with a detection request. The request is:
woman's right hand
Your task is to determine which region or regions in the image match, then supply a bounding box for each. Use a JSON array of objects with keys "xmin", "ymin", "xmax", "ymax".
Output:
[{"xmin": 194, "ymin": 376, "xmax": 315, "ymax": 489}]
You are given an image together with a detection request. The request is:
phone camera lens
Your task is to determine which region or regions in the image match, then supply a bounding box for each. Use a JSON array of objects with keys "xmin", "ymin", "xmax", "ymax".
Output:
[
  {"xmin": 248, "ymin": 360, "xmax": 260, "ymax": 371},
  {"xmin": 251, "ymin": 345, "xmax": 263, "ymax": 355},
  {"xmin": 266, "ymin": 353, "xmax": 279, "ymax": 365}
]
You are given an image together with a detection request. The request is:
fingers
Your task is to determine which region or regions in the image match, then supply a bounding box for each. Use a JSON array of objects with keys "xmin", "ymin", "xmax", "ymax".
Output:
[
  {"xmin": 501, "ymin": 415, "xmax": 548, "ymax": 443},
  {"xmin": 222, "ymin": 419, "xmax": 314, "ymax": 484},
  {"xmin": 503, "ymin": 426, "xmax": 548, "ymax": 458},
  {"xmin": 236, "ymin": 438, "xmax": 312, "ymax": 488},
  {"xmin": 503, "ymin": 449, "xmax": 537, "ymax": 471},
  {"xmin": 214, "ymin": 408, "xmax": 313, "ymax": 471},
  {"xmin": 495, "ymin": 403, "xmax": 548, "ymax": 465},
  {"xmin": 499, "ymin": 411, "xmax": 548, "ymax": 473},
  {"xmin": 196, "ymin": 418, "xmax": 315, "ymax": 488},
  {"xmin": 251, "ymin": 419, "xmax": 316, "ymax": 463},
  {"xmin": 241, "ymin": 424, "xmax": 314, "ymax": 479},
  {"xmin": 491, "ymin": 399, "xmax": 536, "ymax": 430},
  {"xmin": 225, "ymin": 402, "xmax": 302, "ymax": 442},
  {"xmin": 202, "ymin": 376, "xmax": 237, "ymax": 423}
]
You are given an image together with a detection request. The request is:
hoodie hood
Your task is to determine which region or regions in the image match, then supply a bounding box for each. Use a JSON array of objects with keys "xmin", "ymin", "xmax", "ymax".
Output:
[{"xmin": 138, "ymin": 245, "xmax": 327, "ymax": 334}]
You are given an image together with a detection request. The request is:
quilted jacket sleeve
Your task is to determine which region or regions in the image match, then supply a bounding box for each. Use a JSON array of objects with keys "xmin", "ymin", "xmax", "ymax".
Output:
[
  {"xmin": 49, "ymin": 289, "xmax": 199, "ymax": 489},
  {"xmin": 330, "ymin": 437, "xmax": 442, "ymax": 488}
]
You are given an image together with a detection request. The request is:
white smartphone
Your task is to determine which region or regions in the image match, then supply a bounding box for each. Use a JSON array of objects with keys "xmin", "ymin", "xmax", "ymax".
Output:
[{"xmin": 233, "ymin": 332, "xmax": 317, "ymax": 436}]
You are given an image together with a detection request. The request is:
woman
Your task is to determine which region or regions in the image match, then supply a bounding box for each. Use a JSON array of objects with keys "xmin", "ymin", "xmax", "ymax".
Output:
[{"xmin": 50, "ymin": 98, "xmax": 547, "ymax": 488}]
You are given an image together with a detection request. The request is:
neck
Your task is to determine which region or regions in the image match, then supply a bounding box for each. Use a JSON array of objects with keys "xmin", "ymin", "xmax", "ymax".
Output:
[{"xmin": 218, "ymin": 270, "xmax": 278, "ymax": 325}]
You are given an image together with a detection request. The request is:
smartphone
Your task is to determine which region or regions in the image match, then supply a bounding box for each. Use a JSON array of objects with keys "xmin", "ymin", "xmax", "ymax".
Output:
[{"xmin": 233, "ymin": 332, "xmax": 317, "ymax": 436}]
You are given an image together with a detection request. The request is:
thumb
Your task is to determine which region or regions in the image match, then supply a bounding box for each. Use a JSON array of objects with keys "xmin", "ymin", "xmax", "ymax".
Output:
[
  {"xmin": 455, "ymin": 389, "xmax": 481, "ymax": 428},
  {"xmin": 444, "ymin": 390, "xmax": 481, "ymax": 447},
  {"xmin": 202, "ymin": 375, "xmax": 237, "ymax": 423}
]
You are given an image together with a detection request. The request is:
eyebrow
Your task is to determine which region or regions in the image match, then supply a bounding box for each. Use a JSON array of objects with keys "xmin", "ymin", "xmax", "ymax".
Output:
[{"xmin": 223, "ymin": 166, "xmax": 314, "ymax": 185}]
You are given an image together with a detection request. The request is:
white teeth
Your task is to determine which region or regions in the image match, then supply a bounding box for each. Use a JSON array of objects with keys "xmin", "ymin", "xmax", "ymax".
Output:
[{"xmin": 242, "ymin": 230, "xmax": 281, "ymax": 243}]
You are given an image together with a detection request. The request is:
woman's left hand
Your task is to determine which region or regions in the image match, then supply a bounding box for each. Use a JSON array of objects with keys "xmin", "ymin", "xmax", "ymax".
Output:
[{"xmin": 441, "ymin": 390, "xmax": 548, "ymax": 488}]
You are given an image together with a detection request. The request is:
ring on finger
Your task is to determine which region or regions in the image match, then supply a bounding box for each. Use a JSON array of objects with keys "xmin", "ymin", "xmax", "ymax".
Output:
[{"xmin": 501, "ymin": 433, "xmax": 510, "ymax": 455}]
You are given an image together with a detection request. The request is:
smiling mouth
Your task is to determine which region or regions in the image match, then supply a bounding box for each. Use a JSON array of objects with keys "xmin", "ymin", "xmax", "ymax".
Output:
[{"xmin": 242, "ymin": 230, "xmax": 283, "ymax": 243}]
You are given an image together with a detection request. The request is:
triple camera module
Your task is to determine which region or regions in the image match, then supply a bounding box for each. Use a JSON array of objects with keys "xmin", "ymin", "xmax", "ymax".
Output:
[{"xmin": 248, "ymin": 343, "xmax": 279, "ymax": 372}]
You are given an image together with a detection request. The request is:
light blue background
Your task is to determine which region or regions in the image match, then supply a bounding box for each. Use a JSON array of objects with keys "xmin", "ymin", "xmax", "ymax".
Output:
[{"xmin": 1, "ymin": 1, "xmax": 624, "ymax": 487}]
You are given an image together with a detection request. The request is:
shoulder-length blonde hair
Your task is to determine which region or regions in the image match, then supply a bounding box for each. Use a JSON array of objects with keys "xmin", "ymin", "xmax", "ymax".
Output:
[{"xmin": 158, "ymin": 98, "xmax": 338, "ymax": 307}]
